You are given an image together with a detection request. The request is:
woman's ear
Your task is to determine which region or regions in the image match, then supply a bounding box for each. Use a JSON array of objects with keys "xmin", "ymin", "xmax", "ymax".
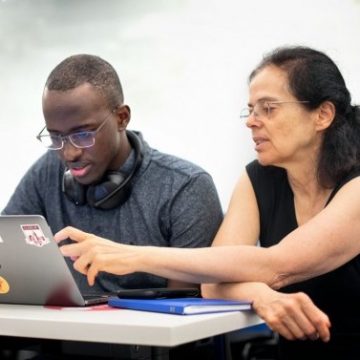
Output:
[{"xmin": 315, "ymin": 101, "xmax": 336, "ymax": 131}]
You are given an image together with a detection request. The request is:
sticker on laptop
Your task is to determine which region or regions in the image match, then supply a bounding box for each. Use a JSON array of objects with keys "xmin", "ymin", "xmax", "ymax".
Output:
[
  {"xmin": 21, "ymin": 224, "xmax": 50, "ymax": 247},
  {"xmin": 0, "ymin": 235, "xmax": 3, "ymax": 243},
  {"xmin": 0, "ymin": 276, "xmax": 10, "ymax": 294}
]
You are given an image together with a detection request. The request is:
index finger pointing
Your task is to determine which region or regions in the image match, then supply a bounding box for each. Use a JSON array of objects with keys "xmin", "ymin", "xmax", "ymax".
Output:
[{"xmin": 54, "ymin": 226, "xmax": 90, "ymax": 244}]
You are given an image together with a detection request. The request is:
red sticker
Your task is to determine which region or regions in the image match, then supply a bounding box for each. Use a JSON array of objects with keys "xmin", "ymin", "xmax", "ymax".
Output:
[
  {"xmin": 21, "ymin": 224, "xmax": 50, "ymax": 247},
  {"xmin": 45, "ymin": 304, "xmax": 116, "ymax": 311}
]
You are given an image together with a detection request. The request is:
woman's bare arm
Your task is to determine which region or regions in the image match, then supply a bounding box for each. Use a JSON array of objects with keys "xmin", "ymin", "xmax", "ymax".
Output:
[{"xmin": 56, "ymin": 177, "xmax": 360, "ymax": 287}]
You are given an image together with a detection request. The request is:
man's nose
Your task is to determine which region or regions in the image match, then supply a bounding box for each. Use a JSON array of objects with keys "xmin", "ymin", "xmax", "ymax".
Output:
[{"xmin": 60, "ymin": 139, "xmax": 83, "ymax": 161}]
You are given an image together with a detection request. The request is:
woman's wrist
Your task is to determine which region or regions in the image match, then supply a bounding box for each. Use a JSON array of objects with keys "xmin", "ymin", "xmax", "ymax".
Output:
[
  {"xmin": 133, "ymin": 245, "xmax": 158, "ymax": 274},
  {"xmin": 247, "ymin": 282, "xmax": 273, "ymax": 313}
]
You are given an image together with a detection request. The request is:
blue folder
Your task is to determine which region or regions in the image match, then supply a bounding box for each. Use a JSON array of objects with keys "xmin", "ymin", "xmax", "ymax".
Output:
[{"xmin": 108, "ymin": 297, "xmax": 252, "ymax": 315}]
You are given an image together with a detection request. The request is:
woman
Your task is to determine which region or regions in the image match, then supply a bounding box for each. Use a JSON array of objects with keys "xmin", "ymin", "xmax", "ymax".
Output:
[{"xmin": 56, "ymin": 46, "xmax": 360, "ymax": 358}]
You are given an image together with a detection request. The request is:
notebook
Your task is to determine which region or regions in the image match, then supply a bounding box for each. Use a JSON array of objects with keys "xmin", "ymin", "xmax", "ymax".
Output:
[
  {"xmin": 0, "ymin": 215, "xmax": 109, "ymax": 306},
  {"xmin": 108, "ymin": 297, "xmax": 252, "ymax": 315}
]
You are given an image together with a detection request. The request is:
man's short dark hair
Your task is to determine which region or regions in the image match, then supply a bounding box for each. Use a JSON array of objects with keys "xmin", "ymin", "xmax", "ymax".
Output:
[{"xmin": 45, "ymin": 54, "xmax": 124, "ymax": 109}]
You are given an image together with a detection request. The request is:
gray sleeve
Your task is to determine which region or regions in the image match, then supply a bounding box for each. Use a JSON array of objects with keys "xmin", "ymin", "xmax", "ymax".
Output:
[
  {"xmin": 2, "ymin": 162, "xmax": 45, "ymax": 216},
  {"xmin": 166, "ymin": 173, "xmax": 223, "ymax": 249}
]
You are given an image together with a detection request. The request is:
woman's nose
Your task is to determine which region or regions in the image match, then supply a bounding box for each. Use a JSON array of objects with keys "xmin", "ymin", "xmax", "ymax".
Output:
[{"xmin": 246, "ymin": 113, "xmax": 262, "ymax": 128}]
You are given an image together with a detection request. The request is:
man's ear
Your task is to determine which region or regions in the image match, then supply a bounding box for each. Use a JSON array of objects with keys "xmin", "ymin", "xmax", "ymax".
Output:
[
  {"xmin": 315, "ymin": 101, "xmax": 336, "ymax": 131},
  {"xmin": 115, "ymin": 105, "xmax": 131, "ymax": 130}
]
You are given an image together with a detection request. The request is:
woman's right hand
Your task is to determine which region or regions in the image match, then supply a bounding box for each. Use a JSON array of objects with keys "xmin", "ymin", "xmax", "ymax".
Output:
[
  {"xmin": 252, "ymin": 286, "xmax": 331, "ymax": 342},
  {"xmin": 55, "ymin": 226, "xmax": 140, "ymax": 285}
]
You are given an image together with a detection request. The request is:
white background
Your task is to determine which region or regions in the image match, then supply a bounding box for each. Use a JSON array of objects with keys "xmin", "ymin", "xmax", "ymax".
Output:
[{"xmin": 0, "ymin": 0, "xmax": 359, "ymax": 210}]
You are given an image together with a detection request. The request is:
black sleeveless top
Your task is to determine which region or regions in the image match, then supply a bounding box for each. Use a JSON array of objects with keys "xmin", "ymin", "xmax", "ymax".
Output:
[{"xmin": 247, "ymin": 160, "xmax": 360, "ymax": 358}]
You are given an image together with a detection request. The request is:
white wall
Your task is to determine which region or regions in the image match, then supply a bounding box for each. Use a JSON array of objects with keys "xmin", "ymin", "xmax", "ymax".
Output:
[{"xmin": 0, "ymin": 0, "xmax": 359, "ymax": 210}]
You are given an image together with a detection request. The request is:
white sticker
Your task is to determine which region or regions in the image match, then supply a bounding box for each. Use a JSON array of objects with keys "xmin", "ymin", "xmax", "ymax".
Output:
[
  {"xmin": 0, "ymin": 235, "xmax": 3, "ymax": 243},
  {"xmin": 21, "ymin": 224, "xmax": 50, "ymax": 247}
]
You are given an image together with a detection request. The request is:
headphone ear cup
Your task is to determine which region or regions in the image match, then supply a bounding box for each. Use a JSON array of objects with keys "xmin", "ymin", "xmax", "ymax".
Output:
[
  {"xmin": 62, "ymin": 169, "xmax": 87, "ymax": 206},
  {"xmin": 86, "ymin": 172, "xmax": 128, "ymax": 209}
]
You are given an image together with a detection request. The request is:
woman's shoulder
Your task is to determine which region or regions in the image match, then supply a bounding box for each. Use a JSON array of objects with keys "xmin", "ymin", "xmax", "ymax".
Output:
[{"xmin": 327, "ymin": 166, "xmax": 360, "ymax": 204}]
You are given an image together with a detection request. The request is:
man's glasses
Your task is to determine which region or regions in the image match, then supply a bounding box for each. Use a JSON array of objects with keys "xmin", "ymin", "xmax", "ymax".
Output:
[
  {"xmin": 240, "ymin": 100, "xmax": 310, "ymax": 121},
  {"xmin": 36, "ymin": 110, "xmax": 114, "ymax": 150}
]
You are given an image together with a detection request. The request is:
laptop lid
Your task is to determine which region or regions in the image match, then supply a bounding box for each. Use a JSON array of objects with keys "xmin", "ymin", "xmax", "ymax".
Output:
[{"xmin": 0, "ymin": 215, "xmax": 108, "ymax": 306}]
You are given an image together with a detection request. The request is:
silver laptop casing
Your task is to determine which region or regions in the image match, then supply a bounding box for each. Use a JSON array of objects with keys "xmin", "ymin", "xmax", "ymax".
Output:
[{"xmin": 0, "ymin": 215, "xmax": 107, "ymax": 306}]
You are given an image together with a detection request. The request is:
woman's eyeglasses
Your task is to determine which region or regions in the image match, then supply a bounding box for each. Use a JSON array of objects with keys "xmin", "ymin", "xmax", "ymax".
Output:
[{"xmin": 240, "ymin": 100, "xmax": 309, "ymax": 121}]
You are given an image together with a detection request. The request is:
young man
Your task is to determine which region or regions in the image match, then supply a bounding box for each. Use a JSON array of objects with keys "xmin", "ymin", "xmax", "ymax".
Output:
[
  {"xmin": 2, "ymin": 54, "xmax": 223, "ymax": 293},
  {"xmin": 1, "ymin": 54, "xmax": 223, "ymax": 359}
]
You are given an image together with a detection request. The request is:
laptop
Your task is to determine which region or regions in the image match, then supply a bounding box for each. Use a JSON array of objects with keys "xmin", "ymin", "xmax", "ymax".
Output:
[{"xmin": 0, "ymin": 215, "xmax": 109, "ymax": 306}]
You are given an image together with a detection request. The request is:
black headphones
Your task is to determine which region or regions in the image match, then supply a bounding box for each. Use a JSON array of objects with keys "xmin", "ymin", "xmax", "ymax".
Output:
[{"xmin": 62, "ymin": 131, "xmax": 143, "ymax": 210}]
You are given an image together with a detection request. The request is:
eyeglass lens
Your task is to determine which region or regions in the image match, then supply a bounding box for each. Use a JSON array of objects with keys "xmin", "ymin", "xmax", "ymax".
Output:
[
  {"xmin": 37, "ymin": 109, "xmax": 114, "ymax": 150},
  {"xmin": 240, "ymin": 102, "xmax": 270, "ymax": 119},
  {"xmin": 44, "ymin": 132, "xmax": 96, "ymax": 149}
]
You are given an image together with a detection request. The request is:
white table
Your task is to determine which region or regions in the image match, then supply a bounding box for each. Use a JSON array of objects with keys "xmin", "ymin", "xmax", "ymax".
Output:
[{"xmin": 0, "ymin": 304, "xmax": 263, "ymax": 359}]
